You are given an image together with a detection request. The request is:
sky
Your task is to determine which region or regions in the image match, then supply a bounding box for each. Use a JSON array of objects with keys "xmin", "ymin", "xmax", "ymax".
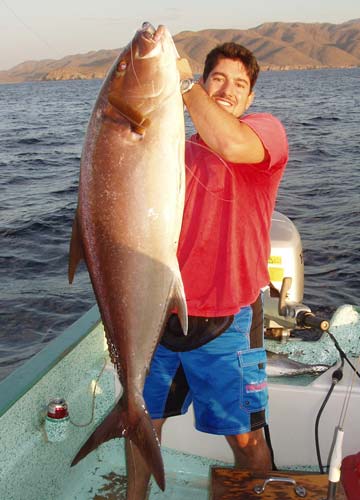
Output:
[{"xmin": 0, "ymin": 0, "xmax": 359, "ymax": 70}]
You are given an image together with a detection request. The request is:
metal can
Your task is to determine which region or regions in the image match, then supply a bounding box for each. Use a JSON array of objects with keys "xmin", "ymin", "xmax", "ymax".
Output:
[
  {"xmin": 45, "ymin": 398, "xmax": 69, "ymax": 442},
  {"xmin": 47, "ymin": 398, "xmax": 69, "ymax": 420}
]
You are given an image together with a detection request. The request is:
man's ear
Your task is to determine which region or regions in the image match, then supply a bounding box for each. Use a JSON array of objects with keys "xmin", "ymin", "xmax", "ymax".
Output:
[{"xmin": 245, "ymin": 91, "xmax": 255, "ymax": 110}]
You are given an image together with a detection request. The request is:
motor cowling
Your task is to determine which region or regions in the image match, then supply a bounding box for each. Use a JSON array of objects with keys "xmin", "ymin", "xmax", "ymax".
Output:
[{"xmin": 268, "ymin": 211, "xmax": 304, "ymax": 303}]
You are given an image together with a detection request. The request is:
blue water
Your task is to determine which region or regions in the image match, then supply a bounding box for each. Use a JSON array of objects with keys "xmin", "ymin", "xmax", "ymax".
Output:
[{"xmin": 0, "ymin": 69, "xmax": 359, "ymax": 381}]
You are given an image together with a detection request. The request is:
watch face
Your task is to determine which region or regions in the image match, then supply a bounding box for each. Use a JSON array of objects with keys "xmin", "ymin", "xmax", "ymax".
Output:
[{"xmin": 181, "ymin": 79, "xmax": 193, "ymax": 94}]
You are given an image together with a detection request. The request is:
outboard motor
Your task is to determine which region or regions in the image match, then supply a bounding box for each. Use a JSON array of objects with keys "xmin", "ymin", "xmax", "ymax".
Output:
[
  {"xmin": 264, "ymin": 212, "xmax": 329, "ymax": 336},
  {"xmin": 267, "ymin": 211, "xmax": 304, "ymax": 303}
]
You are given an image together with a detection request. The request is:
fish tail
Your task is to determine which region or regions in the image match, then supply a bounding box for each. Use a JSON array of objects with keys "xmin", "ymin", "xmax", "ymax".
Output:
[
  {"xmin": 71, "ymin": 399, "xmax": 165, "ymax": 491},
  {"xmin": 71, "ymin": 401, "xmax": 125, "ymax": 466},
  {"xmin": 127, "ymin": 407, "xmax": 165, "ymax": 491}
]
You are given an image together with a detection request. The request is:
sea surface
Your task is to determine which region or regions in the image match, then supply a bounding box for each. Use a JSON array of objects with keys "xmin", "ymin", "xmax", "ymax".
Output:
[{"xmin": 0, "ymin": 68, "xmax": 359, "ymax": 381}]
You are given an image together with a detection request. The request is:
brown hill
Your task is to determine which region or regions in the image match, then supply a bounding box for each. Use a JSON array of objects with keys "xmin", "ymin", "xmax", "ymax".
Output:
[
  {"xmin": 0, "ymin": 49, "xmax": 119, "ymax": 83},
  {"xmin": 1, "ymin": 19, "xmax": 359, "ymax": 84},
  {"xmin": 174, "ymin": 19, "xmax": 360, "ymax": 72}
]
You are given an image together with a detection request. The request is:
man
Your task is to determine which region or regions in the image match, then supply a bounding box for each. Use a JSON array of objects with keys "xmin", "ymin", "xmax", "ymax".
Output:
[{"xmin": 127, "ymin": 42, "xmax": 288, "ymax": 498}]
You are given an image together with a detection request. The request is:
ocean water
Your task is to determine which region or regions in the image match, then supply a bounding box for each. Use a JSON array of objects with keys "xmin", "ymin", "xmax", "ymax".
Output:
[{"xmin": 0, "ymin": 68, "xmax": 359, "ymax": 381}]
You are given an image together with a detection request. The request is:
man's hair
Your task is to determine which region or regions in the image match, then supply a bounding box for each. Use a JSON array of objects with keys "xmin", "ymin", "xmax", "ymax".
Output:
[{"xmin": 203, "ymin": 42, "xmax": 260, "ymax": 91}]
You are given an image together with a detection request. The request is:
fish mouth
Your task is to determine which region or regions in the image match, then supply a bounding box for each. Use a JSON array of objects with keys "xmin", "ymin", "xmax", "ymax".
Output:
[
  {"xmin": 141, "ymin": 22, "xmax": 156, "ymax": 36},
  {"xmin": 137, "ymin": 23, "xmax": 166, "ymax": 58}
]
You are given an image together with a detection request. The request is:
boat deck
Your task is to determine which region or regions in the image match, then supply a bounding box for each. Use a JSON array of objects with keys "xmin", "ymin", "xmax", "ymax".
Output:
[
  {"xmin": 1, "ymin": 305, "xmax": 358, "ymax": 499},
  {"xmin": 60, "ymin": 441, "xmax": 222, "ymax": 500},
  {"xmin": 0, "ymin": 307, "xmax": 225, "ymax": 500}
]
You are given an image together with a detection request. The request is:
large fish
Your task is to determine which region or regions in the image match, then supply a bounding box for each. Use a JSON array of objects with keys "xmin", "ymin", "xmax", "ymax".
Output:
[{"xmin": 68, "ymin": 22, "xmax": 187, "ymax": 492}]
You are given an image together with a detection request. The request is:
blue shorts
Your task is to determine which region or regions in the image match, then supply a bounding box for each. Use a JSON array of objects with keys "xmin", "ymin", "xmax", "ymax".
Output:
[{"xmin": 143, "ymin": 297, "xmax": 268, "ymax": 435}]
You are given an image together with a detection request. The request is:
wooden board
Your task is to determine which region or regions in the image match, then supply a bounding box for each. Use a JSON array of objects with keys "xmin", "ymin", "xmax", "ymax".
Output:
[{"xmin": 210, "ymin": 467, "xmax": 347, "ymax": 500}]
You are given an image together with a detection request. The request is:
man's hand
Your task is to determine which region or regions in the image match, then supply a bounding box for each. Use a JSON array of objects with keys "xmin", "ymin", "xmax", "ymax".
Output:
[{"xmin": 177, "ymin": 58, "xmax": 193, "ymax": 81}]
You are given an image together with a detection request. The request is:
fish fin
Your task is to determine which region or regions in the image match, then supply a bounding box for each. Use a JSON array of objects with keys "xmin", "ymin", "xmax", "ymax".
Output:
[
  {"xmin": 68, "ymin": 211, "xmax": 84, "ymax": 284},
  {"xmin": 108, "ymin": 92, "xmax": 151, "ymax": 135},
  {"xmin": 171, "ymin": 275, "xmax": 188, "ymax": 335},
  {"xmin": 71, "ymin": 399, "xmax": 165, "ymax": 491},
  {"xmin": 71, "ymin": 402, "xmax": 124, "ymax": 467}
]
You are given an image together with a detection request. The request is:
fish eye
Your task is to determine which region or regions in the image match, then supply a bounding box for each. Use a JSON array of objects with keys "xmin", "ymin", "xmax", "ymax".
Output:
[{"xmin": 118, "ymin": 60, "xmax": 127, "ymax": 72}]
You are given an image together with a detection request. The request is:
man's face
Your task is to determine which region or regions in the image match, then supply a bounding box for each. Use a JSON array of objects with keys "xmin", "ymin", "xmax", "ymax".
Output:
[{"xmin": 203, "ymin": 58, "xmax": 254, "ymax": 118}]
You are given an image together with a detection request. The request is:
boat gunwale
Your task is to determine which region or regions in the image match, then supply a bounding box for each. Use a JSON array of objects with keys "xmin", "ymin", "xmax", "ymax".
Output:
[{"xmin": 0, "ymin": 304, "xmax": 101, "ymax": 418}]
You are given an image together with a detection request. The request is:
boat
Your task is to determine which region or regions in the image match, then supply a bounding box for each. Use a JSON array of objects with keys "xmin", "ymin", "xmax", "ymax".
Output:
[{"xmin": 0, "ymin": 212, "xmax": 359, "ymax": 499}]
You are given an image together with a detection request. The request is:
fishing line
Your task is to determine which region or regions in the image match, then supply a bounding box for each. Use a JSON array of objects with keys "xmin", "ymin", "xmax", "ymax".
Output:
[
  {"xmin": 129, "ymin": 37, "xmax": 142, "ymax": 88},
  {"xmin": 129, "ymin": 23, "xmax": 158, "ymax": 89},
  {"xmin": 1, "ymin": 0, "xmax": 61, "ymax": 59},
  {"xmin": 184, "ymin": 138, "xmax": 235, "ymax": 202},
  {"xmin": 69, "ymin": 358, "xmax": 107, "ymax": 428}
]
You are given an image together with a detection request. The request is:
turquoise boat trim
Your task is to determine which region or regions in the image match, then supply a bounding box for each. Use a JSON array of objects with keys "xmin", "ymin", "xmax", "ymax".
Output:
[{"xmin": 0, "ymin": 304, "xmax": 101, "ymax": 417}]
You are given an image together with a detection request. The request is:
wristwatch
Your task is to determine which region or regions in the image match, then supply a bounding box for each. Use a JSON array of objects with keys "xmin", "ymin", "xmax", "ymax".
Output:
[{"xmin": 180, "ymin": 78, "xmax": 195, "ymax": 94}]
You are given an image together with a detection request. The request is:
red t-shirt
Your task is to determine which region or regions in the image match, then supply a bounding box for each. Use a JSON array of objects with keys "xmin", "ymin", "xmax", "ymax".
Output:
[{"xmin": 177, "ymin": 113, "xmax": 288, "ymax": 316}]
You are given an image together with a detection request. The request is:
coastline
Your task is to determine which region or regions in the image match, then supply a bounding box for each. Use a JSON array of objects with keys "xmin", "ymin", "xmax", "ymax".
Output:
[{"xmin": 0, "ymin": 64, "xmax": 358, "ymax": 85}]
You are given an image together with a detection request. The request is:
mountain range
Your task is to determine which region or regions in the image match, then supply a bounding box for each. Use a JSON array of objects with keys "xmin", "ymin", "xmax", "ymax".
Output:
[{"xmin": 1, "ymin": 19, "xmax": 359, "ymax": 84}]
